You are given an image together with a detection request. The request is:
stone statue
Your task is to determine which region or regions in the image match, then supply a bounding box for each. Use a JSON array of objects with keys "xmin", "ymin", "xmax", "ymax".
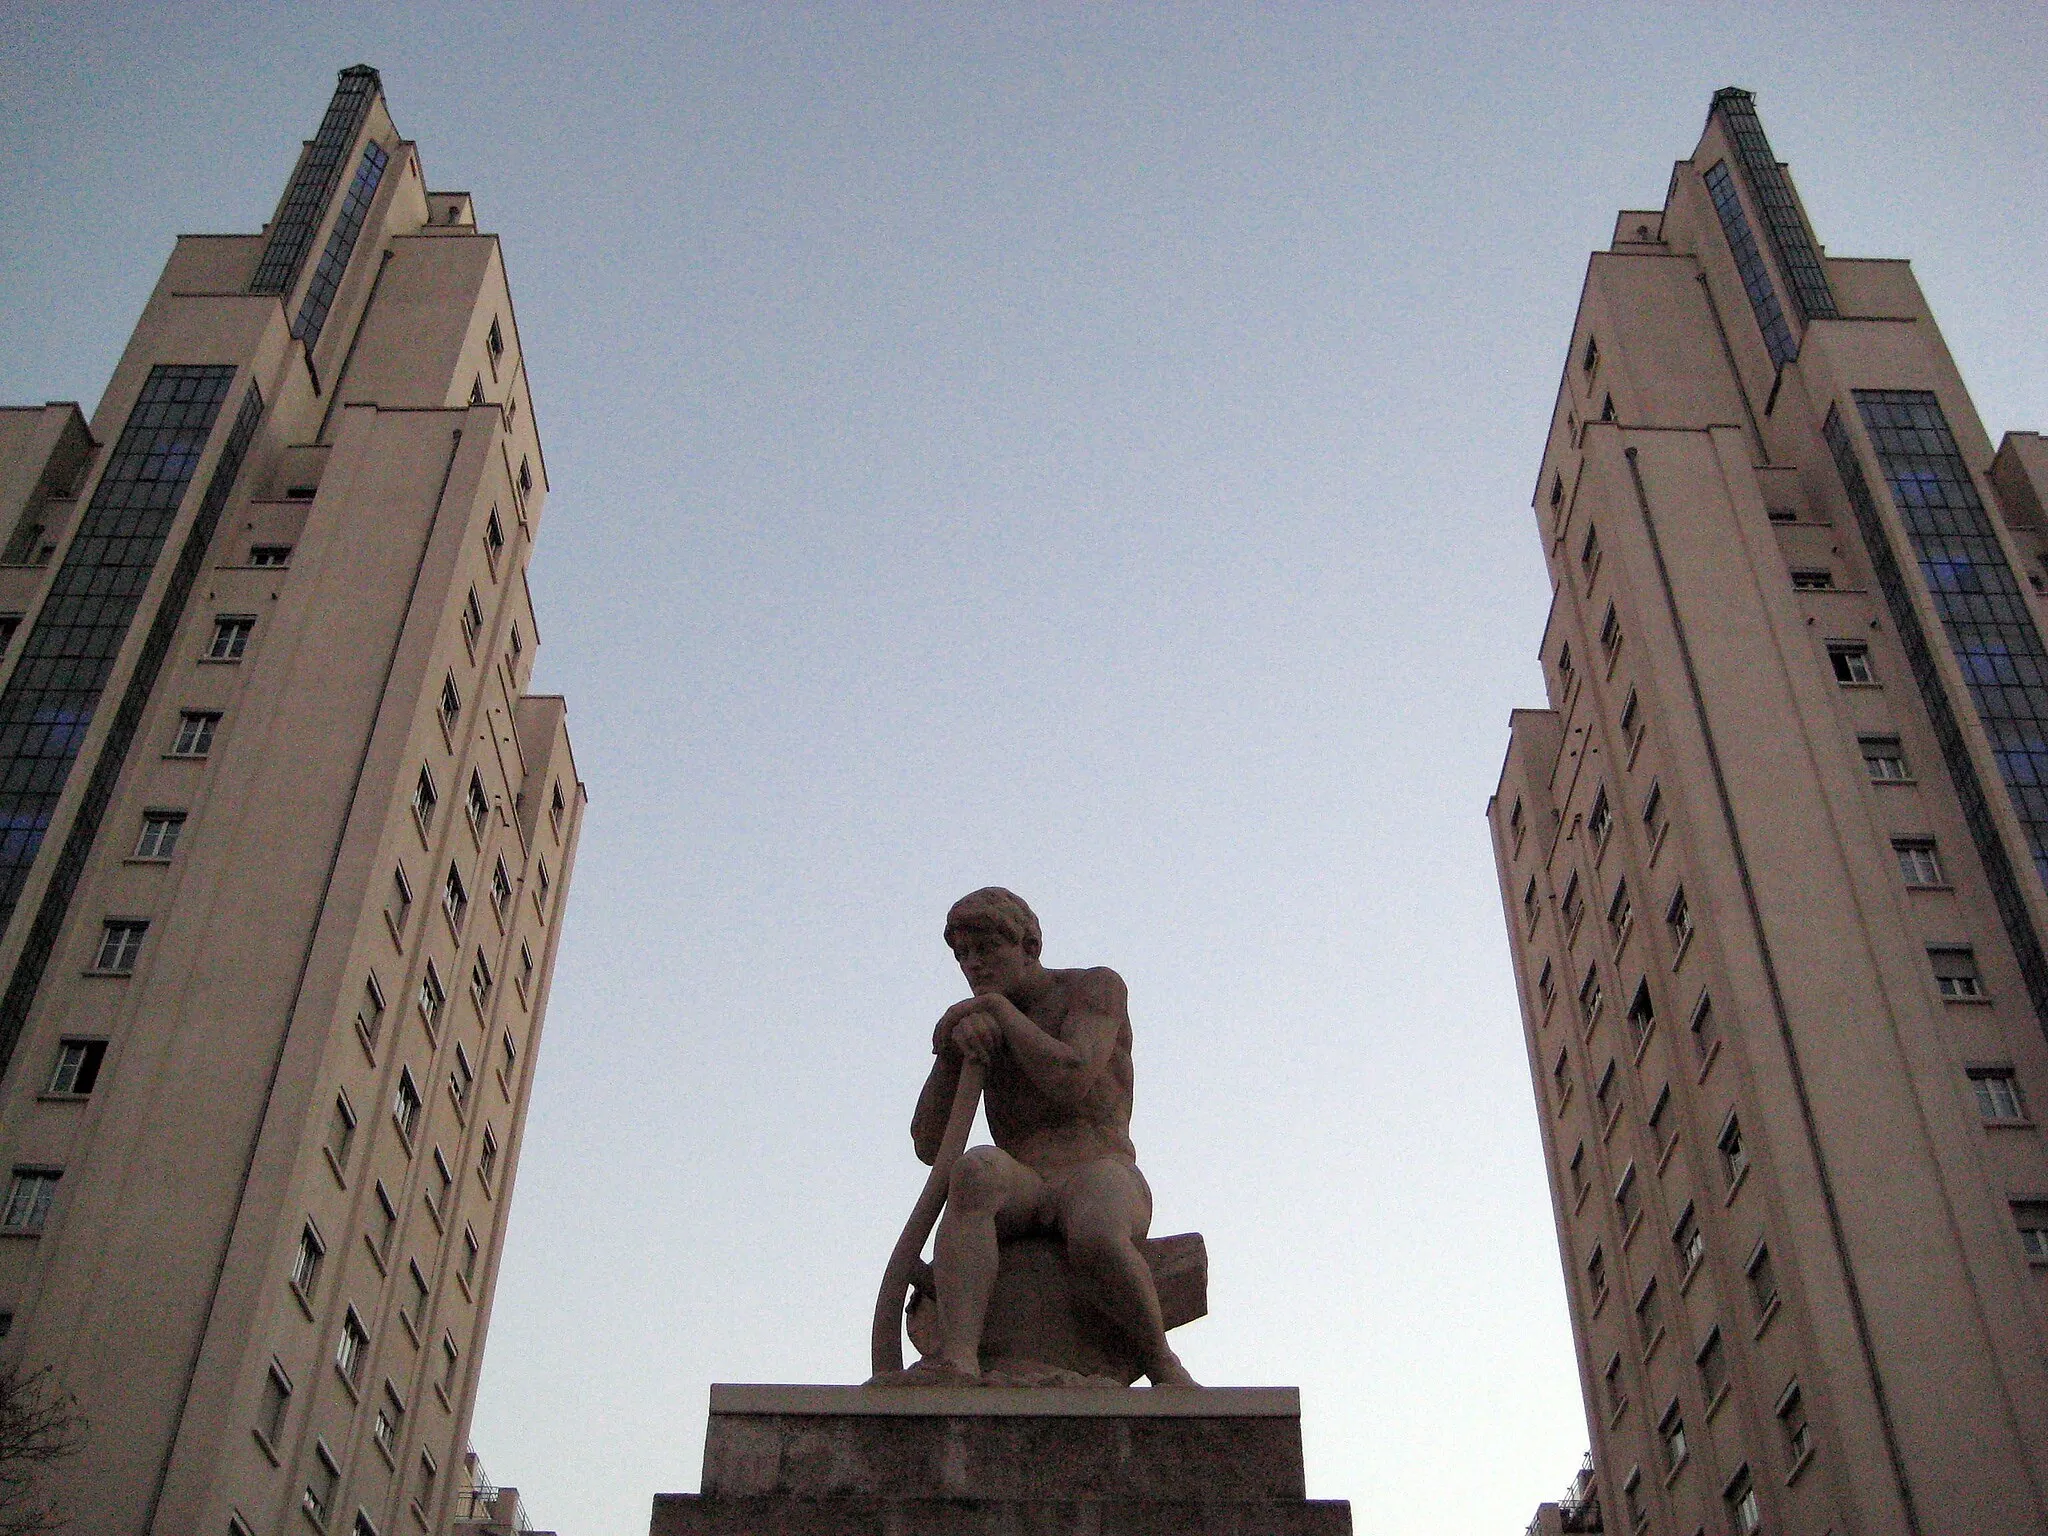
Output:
[{"xmin": 869, "ymin": 888, "xmax": 1202, "ymax": 1388}]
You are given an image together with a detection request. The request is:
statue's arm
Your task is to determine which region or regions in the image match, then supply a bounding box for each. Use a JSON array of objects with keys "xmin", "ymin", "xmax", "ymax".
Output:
[
  {"xmin": 996, "ymin": 968, "xmax": 1126, "ymax": 1109},
  {"xmin": 911, "ymin": 1047, "xmax": 963, "ymax": 1166}
]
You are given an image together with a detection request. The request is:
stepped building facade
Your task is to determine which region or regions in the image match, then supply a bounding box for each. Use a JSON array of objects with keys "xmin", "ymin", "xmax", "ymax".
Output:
[
  {"xmin": 1489, "ymin": 91, "xmax": 2048, "ymax": 1534},
  {"xmin": 0, "ymin": 67, "xmax": 583, "ymax": 1534}
]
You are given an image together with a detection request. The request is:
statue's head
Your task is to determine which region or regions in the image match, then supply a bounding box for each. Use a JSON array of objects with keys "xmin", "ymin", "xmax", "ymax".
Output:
[{"xmin": 944, "ymin": 887, "xmax": 1042, "ymax": 962}]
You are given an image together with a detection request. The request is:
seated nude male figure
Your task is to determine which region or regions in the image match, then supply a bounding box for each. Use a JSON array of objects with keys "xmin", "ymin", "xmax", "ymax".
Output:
[{"xmin": 905, "ymin": 887, "xmax": 1196, "ymax": 1387}]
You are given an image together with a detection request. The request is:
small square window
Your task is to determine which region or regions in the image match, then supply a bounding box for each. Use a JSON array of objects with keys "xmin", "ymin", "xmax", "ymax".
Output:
[
  {"xmin": 1747, "ymin": 1241, "xmax": 1780, "ymax": 1318},
  {"xmin": 394, "ymin": 1070, "xmax": 423, "ymax": 1142},
  {"xmin": 1658, "ymin": 1400, "xmax": 1688, "ymax": 1473},
  {"xmin": 1860, "ymin": 735, "xmax": 1910, "ymax": 780},
  {"xmin": 451, "ymin": 1042, "xmax": 475, "ymax": 1112},
  {"xmin": 47, "ymin": 1039, "xmax": 106, "ymax": 1097},
  {"xmin": 304, "ymin": 1442, "xmax": 340, "ymax": 1527},
  {"xmin": 1718, "ymin": 1115, "xmax": 1750, "ymax": 1188},
  {"xmin": 291, "ymin": 1221, "xmax": 326, "ymax": 1297},
  {"xmin": 1691, "ymin": 992, "xmax": 1720, "ymax": 1062},
  {"xmin": 1595, "ymin": 1059, "xmax": 1619, "ymax": 1121},
  {"xmin": 249, "ymin": 544, "xmax": 292, "ymax": 567},
  {"xmin": 1586, "ymin": 1243, "xmax": 1608, "ymax": 1305},
  {"xmin": 487, "ymin": 318, "xmax": 504, "ymax": 361},
  {"xmin": 470, "ymin": 376, "xmax": 486, "ymax": 406},
  {"xmin": 326, "ymin": 1091, "xmax": 357, "ymax": 1173},
  {"xmin": 1599, "ymin": 604, "xmax": 1622, "ymax": 657},
  {"xmin": 2014, "ymin": 1201, "xmax": 2048, "ymax": 1262},
  {"xmin": 491, "ymin": 857, "xmax": 513, "ymax": 917},
  {"xmin": 1599, "ymin": 393, "xmax": 1616, "ymax": 423},
  {"xmin": 389, "ymin": 864, "xmax": 414, "ymax": 932},
  {"xmin": 412, "ymin": 765, "xmax": 438, "ymax": 833},
  {"xmin": 1697, "ymin": 1324, "xmax": 1728, "ymax": 1400},
  {"xmin": 460, "ymin": 1225, "xmax": 480, "ymax": 1284},
  {"xmin": 1777, "ymin": 1381, "xmax": 1811, "ymax": 1465},
  {"xmin": 1583, "ymin": 335, "xmax": 1600, "ymax": 374},
  {"xmin": 518, "ymin": 941, "xmax": 534, "ymax": 993},
  {"xmin": 1725, "ymin": 1465, "xmax": 1762, "ymax": 1536},
  {"xmin": 500, "ymin": 1029, "xmax": 518, "ymax": 1079},
  {"xmin": 172, "ymin": 710, "xmax": 220, "ymax": 756},
  {"xmin": 1619, "ymin": 688, "xmax": 1642, "ymax": 744},
  {"xmin": 509, "ymin": 621, "xmax": 523, "ymax": 660},
  {"xmin": 1537, "ymin": 958, "xmax": 1556, "ymax": 1011},
  {"xmin": 469, "ymin": 950, "xmax": 493, "ymax": 1013},
  {"xmin": 1562, "ymin": 873, "xmax": 1584, "ymax": 931},
  {"xmin": 550, "ymin": 781, "xmax": 566, "ymax": 831},
  {"xmin": 1568, "ymin": 1142, "xmax": 1587, "ymax": 1201},
  {"xmin": 1673, "ymin": 1202, "xmax": 1705, "ymax": 1275},
  {"xmin": 260, "ymin": 1358, "xmax": 293, "ymax": 1445},
  {"xmin": 1930, "ymin": 946, "xmax": 1985, "ymax": 1000},
  {"xmin": 416, "ymin": 1448, "xmax": 439, "ymax": 1516},
  {"xmin": 485, "ymin": 509, "xmax": 505, "ymax": 563},
  {"xmin": 1666, "ymin": 887, "xmax": 1693, "ymax": 950},
  {"xmin": 1603, "ymin": 1351, "xmax": 1626, "ymax": 1417},
  {"xmin": 1613, "ymin": 1159, "xmax": 1639, "ymax": 1226},
  {"xmin": 1791, "ymin": 568, "xmax": 1834, "ymax": 590},
  {"xmin": 467, "ymin": 772, "xmax": 490, "ymax": 834},
  {"xmin": 443, "ymin": 866, "xmax": 468, "ymax": 931},
  {"xmin": 1829, "ymin": 644, "xmax": 1875, "ymax": 684},
  {"xmin": 430, "ymin": 1148, "xmax": 453, "ymax": 1218},
  {"xmin": 336, "ymin": 1308, "xmax": 369, "ymax": 1388},
  {"xmin": 1633, "ymin": 1275, "xmax": 1661, "ymax": 1351},
  {"xmin": 135, "ymin": 810, "xmax": 186, "ymax": 860},
  {"xmin": 407, "ymin": 1260, "xmax": 430, "ymax": 1329},
  {"xmin": 418, "ymin": 962, "xmax": 446, "ymax": 1032},
  {"xmin": 1580, "ymin": 525, "xmax": 1601, "ymax": 574},
  {"xmin": 518, "ymin": 457, "xmax": 533, "ymax": 495},
  {"xmin": 1589, "ymin": 787, "xmax": 1613, "ymax": 849},
  {"xmin": 440, "ymin": 673, "xmax": 461, "ymax": 734},
  {"xmin": 441, "ymin": 1332, "xmax": 462, "ymax": 1394},
  {"xmin": 374, "ymin": 1181, "xmax": 397, "ymax": 1257},
  {"xmin": 358, "ymin": 973, "xmax": 387, "ymax": 1050},
  {"xmin": 478, "ymin": 1125, "xmax": 499, "ymax": 1187},
  {"xmin": 1606, "ymin": 879, "xmax": 1632, "ymax": 941},
  {"xmin": 1578, "ymin": 965, "xmax": 1604, "ymax": 1030},
  {"xmin": 1647, "ymin": 1084, "xmax": 1676, "ymax": 1158},
  {"xmin": 1895, "ymin": 840, "xmax": 1943, "ymax": 886},
  {"xmin": 94, "ymin": 919, "xmax": 147, "ymax": 973},
  {"xmin": 1969, "ymin": 1068, "xmax": 2025, "ymax": 1122},
  {"xmin": 0, "ymin": 614, "xmax": 19, "ymax": 655},
  {"xmin": 535, "ymin": 855, "xmax": 551, "ymax": 913},
  {"xmin": 207, "ymin": 615, "xmax": 255, "ymax": 660},
  {"xmin": 461, "ymin": 587, "xmax": 485, "ymax": 651},
  {"xmin": 1626, "ymin": 981, "xmax": 1655, "ymax": 1050},
  {"xmin": 1641, "ymin": 779, "xmax": 1664, "ymax": 836},
  {"xmin": 1, "ymin": 1169, "xmax": 60, "ymax": 1232}
]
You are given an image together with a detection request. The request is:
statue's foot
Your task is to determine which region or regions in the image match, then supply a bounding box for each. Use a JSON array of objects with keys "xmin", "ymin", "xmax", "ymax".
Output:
[
  {"xmin": 1146, "ymin": 1351, "xmax": 1200, "ymax": 1389},
  {"xmin": 865, "ymin": 1356, "xmax": 981, "ymax": 1389}
]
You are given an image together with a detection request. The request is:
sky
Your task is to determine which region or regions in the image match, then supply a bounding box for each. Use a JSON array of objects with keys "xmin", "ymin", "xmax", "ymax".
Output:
[{"xmin": 1, "ymin": 4, "xmax": 2045, "ymax": 1532}]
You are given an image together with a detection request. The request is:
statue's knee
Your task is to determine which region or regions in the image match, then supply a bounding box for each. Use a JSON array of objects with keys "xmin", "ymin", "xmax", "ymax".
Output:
[
  {"xmin": 1064, "ymin": 1222, "xmax": 1127, "ymax": 1272},
  {"xmin": 949, "ymin": 1148, "xmax": 1008, "ymax": 1211}
]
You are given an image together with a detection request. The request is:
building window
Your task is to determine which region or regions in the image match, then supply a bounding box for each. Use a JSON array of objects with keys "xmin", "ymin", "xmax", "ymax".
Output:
[
  {"xmin": 335, "ymin": 1307, "xmax": 369, "ymax": 1388},
  {"xmin": 418, "ymin": 961, "xmax": 446, "ymax": 1032},
  {"xmin": 439, "ymin": 673, "xmax": 461, "ymax": 735},
  {"xmin": 1551, "ymin": 472, "xmax": 1564, "ymax": 512},
  {"xmin": 1589, "ymin": 787, "xmax": 1613, "ymax": 849},
  {"xmin": 469, "ymin": 376, "xmax": 485, "ymax": 407},
  {"xmin": 461, "ymin": 587, "xmax": 485, "ymax": 651},
  {"xmin": 1614, "ymin": 1160, "xmax": 1639, "ymax": 1227},
  {"xmin": 1599, "ymin": 603, "xmax": 1622, "ymax": 659},
  {"xmin": 1930, "ymin": 946, "xmax": 1985, "ymax": 999},
  {"xmin": 1509, "ymin": 796, "xmax": 1526, "ymax": 852},
  {"xmin": 1595, "ymin": 1059, "xmax": 1619, "ymax": 1123},
  {"xmin": 357, "ymin": 973, "xmax": 386, "ymax": 1050},
  {"xmin": 550, "ymin": 781, "xmax": 566, "ymax": 831},
  {"xmin": 250, "ymin": 544, "xmax": 291, "ymax": 566},
  {"xmin": 478, "ymin": 1125, "xmax": 499, "ymax": 1187},
  {"xmin": 1647, "ymin": 1084, "xmax": 1675, "ymax": 1158},
  {"xmin": 1777, "ymin": 1380, "xmax": 1811, "ymax": 1465},
  {"xmin": 535, "ymin": 855, "xmax": 551, "ymax": 914},
  {"xmin": 1634, "ymin": 1275, "xmax": 1662, "ymax": 1352},
  {"xmin": 1673, "ymin": 1202, "xmax": 1705, "ymax": 1277},
  {"xmin": 441, "ymin": 1333, "xmax": 462, "ymax": 1394},
  {"xmin": 1583, "ymin": 335, "xmax": 1600, "ymax": 374},
  {"xmin": 1895, "ymin": 839, "xmax": 1943, "ymax": 886},
  {"xmin": 1560, "ymin": 874, "xmax": 1584, "ymax": 935},
  {"xmin": 2, "ymin": 1170, "xmax": 59, "ymax": 1232},
  {"xmin": 372, "ymin": 1381, "xmax": 405, "ymax": 1460},
  {"xmin": 500, "ymin": 1029, "xmax": 518, "ymax": 1081},
  {"xmin": 443, "ymin": 866, "xmax": 468, "ymax": 931},
  {"xmin": 1626, "ymin": 981, "xmax": 1656, "ymax": 1051},
  {"xmin": 407, "ymin": 1260, "xmax": 430, "ymax": 1331},
  {"xmin": 304, "ymin": 1442, "xmax": 340, "ymax": 1528},
  {"xmin": 412, "ymin": 765, "xmax": 438, "ymax": 833},
  {"xmin": 326, "ymin": 1091, "xmax": 356, "ymax": 1173},
  {"xmin": 518, "ymin": 457, "xmax": 533, "ymax": 495},
  {"xmin": 1619, "ymin": 688, "xmax": 1641, "ymax": 747},
  {"xmin": 1724, "ymin": 1465, "xmax": 1762, "ymax": 1536},
  {"xmin": 135, "ymin": 810, "xmax": 186, "ymax": 860},
  {"xmin": 1791, "ymin": 568, "xmax": 1834, "ymax": 590},
  {"xmin": 1697, "ymin": 1323, "xmax": 1729, "ymax": 1400},
  {"xmin": 290, "ymin": 1219, "xmax": 327, "ymax": 1298},
  {"xmin": 1604, "ymin": 1352, "xmax": 1626, "ymax": 1418},
  {"xmin": 1621, "ymin": 1467, "xmax": 1644, "ymax": 1530},
  {"xmin": 394, "ymin": 1069, "xmax": 422, "ymax": 1142},
  {"xmin": 491, "ymin": 857, "xmax": 513, "ymax": 918},
  {"xmin": 373, "ymin": 1181, "xmax": 397, "ymax": 1258},
  {"xmin": 1557, "ymin": 643, "xmax": 1575, "ymax": 687},
  {"xmin": 518, "ymin": 941, "xmax": 534, "ymax": 993},
  {"xmin": 1606, "ymin": 880, "xmax": 1632, "ymax": 943},
  {"xmin": 1860, "ymin": 735, "xmax": 1910, "ymax": 781},
  {"xmin": 0, "ymin": 614, "xmax": 18, "ymax": 654},
  {"xmin": 207, "ymin": 615, "xmax": 255, "ymax": 660},
  {"xmin": 93, "ymin": 919, "xmax": 147, "ymax": 973},
  {"xmin": 2014, "ymin": 1202, "xmax": 2048, "ymax": 1263},
  {"xmin": 430, "ymin": 1147, "xmax": 453, "ymax": 1217},
  {"xmin": 451, "ymin": 1042, "xmax": 475, "ymax": 1112},
  {"xmin": 1828, "ymin": 643, "xmax": 1875, "ymax": 684},
  {"xmin": 389, "ymin": 863, "xmax": 413, "ymax": 933},
  {"xmin": 460, "ymin": 1226, "xmax": 480, "ymax": 1284},
  {"xmin": 1691, "ymin": 991, "xmax": 1720, "ymax": 1062},
  {"xmin": 485, "ymin": 509, "xmax": 505, "ymax": 564},
  {"xmin": 1658, "ymin": 1400, "xmax": 1688, "ymax": 1474},
  {"xmin": 47, "ymin": 1039, "xmax": 106, "ymax": 1097},
  {"xmin": 1746, "ymin": 1241, "xmax": 1780, "ymax": 1319},
  {"xmin": 260, "ymin": 1358, "xmax": 292, "ymax": 1445},
  {"xmin": 1969, "ymin": 1068, "xmax": 2026, "ymax": 1122},
  {"xmin": 416, "ymin": 1449, "xmax": 439, "ymax": 1518},
  {"xmin": 1641, "ymin": 779, "xmax": 1664, "ymax": 838},
  {"xmin": 1537, "ymin": 958, "xmax": 1556, "ymax": 1012},
  {"xmin": 1578, "ymin": 965, "xmax": 1604, "ymax": 1032},
  {"xmin": 487, "ymin": 318, "xmax": 504, "ymax": 362},
  {"xmin": 172, "ymin": 710, "xmax": 221, "ymax": 757},
  {"xmin": 1718, "ymin": 1115, "xmax": 1750, "ymax": 1189},
  {"xmin": 1522, "ymin": 876, "xmax": 1539, "ymax": 931},
  {"xmin": 1666, "ymin": 887, "xmax": 1693, "ymax": 951},
  {"xmin": 354, "ymin": 1512, "xmax": 379, "ymax": 1536},
  {"xmin": 1568, "ymin": 1142, "xmax": 1587, "ymax": 1202},
  {"xmin": 469, "ymin": 950, "xmax": 492, "ymax": 1013},
  {"xmin": 509, "ymin": 621, "xmax": 523, "ymax": 661},
  {"xmin": 1551, "ymin": 1046, "xmax": 1571, "ymax": 1109},
  {"xmin": 1581, "ymin": 524, "xmax": 1601, "ymax": 576},
  {"xmin": 466, "ymin": 771, "xmax": 489, "ymax": 835},
  {"xmin": 1600, "ymin": 394, "xmax": 1616, "ymax": 423},
  {"xmin": 1587, "ymin": 1243, "xmax": 1608, "ymax": 1306}
]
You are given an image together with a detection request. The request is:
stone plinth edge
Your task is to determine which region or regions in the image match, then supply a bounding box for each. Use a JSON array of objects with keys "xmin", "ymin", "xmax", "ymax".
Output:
[{"xmin": 707, "ymin": 1383, "xmax": 1301, "ymax": 1418}]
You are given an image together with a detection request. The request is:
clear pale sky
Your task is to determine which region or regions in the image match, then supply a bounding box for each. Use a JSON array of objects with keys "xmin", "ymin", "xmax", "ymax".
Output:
[{"xmin": 2, "ymin": 4, "xmax": 2044, "ymax": 1532}]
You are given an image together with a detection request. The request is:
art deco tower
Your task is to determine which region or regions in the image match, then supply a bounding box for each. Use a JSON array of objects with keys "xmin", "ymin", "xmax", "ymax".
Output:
[
  {"xmin": 1488, "ymin": 91, "xmax": 2048, "ymax": 1534},
  {"xmin": 0, "ymin": 67, "xmax": 583, "ymax": 1534}
]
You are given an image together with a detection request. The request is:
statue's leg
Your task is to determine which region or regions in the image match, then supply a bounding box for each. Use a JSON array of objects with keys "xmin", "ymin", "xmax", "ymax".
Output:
[
  {"xmin": 933, "ymin": 1147, "xmax": 1043, "ymax": 1378},
  {"xmin": 1059, "ymin": 1160, "xmax": 1200, "ymax": 1387}
]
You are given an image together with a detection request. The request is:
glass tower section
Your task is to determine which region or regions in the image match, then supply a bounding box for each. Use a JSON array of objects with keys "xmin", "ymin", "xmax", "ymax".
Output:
[
  {"xmin": 293, "ymin": 140, "xmax": 389, "ymax": 353},
  {"xmin": 1713, "ymin": 88, "xmax": 1838, "ymax": 327},
  {"xmin": 249, "ymin": 65, "xmax": 380, "ymax": 298},
  {"xmin": 1704, "ymin": 161, "xmax": 1797, "ymax": 368}
]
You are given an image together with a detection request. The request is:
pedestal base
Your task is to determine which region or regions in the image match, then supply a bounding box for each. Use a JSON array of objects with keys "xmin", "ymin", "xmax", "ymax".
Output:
[{"xmin": 651, "ymin": 1385, "xmax": 1353, "ymax": 1535}]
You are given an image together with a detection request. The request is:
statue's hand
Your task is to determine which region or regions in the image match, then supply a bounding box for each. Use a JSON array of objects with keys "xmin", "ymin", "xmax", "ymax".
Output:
[
  {"xmin": 952, "ymin": 1011, "xmax": 1002, "ymax": 1063},
  {"xmin": 933, "ymin": 996, "xmax": 998, "ymax": 1057}
]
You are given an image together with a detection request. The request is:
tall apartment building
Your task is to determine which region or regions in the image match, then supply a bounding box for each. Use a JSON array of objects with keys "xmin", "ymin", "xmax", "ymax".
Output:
[
  {"xmin": 0, "ymin": 66, "xmax": 584, "ymax": 1535},
  {"xmin": 1488, "ymin": 90, "xmax": 2048, "ymax": 1535}
]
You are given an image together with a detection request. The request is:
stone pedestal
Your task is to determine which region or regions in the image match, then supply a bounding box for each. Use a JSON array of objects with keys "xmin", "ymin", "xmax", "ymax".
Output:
[{"xmin": 651, "ymin": 1384, "xmax": 1353, "ymax": 1535}]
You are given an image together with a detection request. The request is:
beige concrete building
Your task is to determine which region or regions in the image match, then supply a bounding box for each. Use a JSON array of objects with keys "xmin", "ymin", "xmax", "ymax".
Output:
[
  {"xmin": 1489, "ymin": 90, "xmax": 2048, "ymax": 1535},
  {"xmin": 0, "ymin": 66, "xmax": 584, "ymax": 1535}
]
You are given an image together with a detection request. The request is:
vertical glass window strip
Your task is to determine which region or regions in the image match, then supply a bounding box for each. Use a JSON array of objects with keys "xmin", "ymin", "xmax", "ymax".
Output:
[
  {"xmin": 0, "ymin": 366, "xmax": 235, "ymax": 932},
  {"xmin": 291, "ymin": 141, "xmax": 390, "ymax": 354},
  {"xmin": 1713, "ymin": 89, "xmax": 1838, "ymax": 326},
  {"xmin": 1828, "ymin": 402, "xmax": 2048, "ymax": 1030},
  {"xmin": 1704, "ymin": 161, "xmax": 1796, "ymax": 367},
  {"xmin": 250, "ymin": 67, "xmax": 379, "ymax": 296}
]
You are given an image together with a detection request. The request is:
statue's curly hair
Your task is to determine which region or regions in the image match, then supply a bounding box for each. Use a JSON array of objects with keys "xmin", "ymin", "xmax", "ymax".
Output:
[{"xmin": 943, "ymin": 887, "xmax": 1042, "ymax": 957}]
